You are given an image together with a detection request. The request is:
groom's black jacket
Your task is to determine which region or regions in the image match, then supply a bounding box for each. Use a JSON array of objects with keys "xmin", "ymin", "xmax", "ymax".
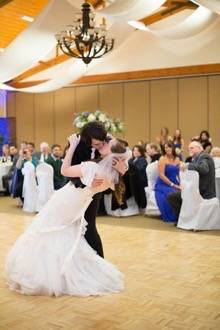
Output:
[
  {"xmin": 69, "ymin": 139, "xmax": 104, "ymax": 257},
  {"xmin": 70, "ymin": 140, "xmax": 100, "ymax": 187}
]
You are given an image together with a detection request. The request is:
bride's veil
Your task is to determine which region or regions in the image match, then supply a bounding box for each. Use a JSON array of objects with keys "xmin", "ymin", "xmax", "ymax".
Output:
[{"xmin": 98, "ymin": 148, "xmax": 132, "ymax": 184}]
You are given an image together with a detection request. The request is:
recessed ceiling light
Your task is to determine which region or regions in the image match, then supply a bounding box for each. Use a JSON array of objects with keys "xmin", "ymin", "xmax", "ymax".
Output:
[
  {"xmin": 128, "ymin": 20, "xmax": 149, "ymax": 31},
  {"xmin": 21, "ymin": 15, "xmax": 34, "ymax": 22},
  {"xmin": 0, "ymin": 48, "xmax": 4, "ymax": 53}
]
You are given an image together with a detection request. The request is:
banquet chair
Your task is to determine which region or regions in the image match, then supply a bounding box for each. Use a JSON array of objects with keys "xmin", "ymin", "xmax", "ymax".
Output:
[
  {"xmin": 22, "ymin": 161, "xmax": 38, "ymax": 213},
  {"xmin": 178, "ymin": 170, "xmax": 220, "ymax": 230},
  {"xmin": 104, "ymin": 194, "xmax": 139, "ymax": 217},
  {"xmin": 144, "ymin": 161, "xmax": 161, "ymax": 216},
  {"xmin": 36, "ymin": 162, "xmax": 54, "ymax": 212}
]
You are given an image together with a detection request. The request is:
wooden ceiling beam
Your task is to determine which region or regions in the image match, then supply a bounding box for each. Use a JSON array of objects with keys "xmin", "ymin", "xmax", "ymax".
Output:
[
  {"xmin": 75, "ymin": 63, "xmax": 220, "ymax": 84},
  {"xmin": 8, "ymin": 79, "xmax": 48, "ymax": 89},
  {"xmin": 0, "ymin": 0, "xmax": 13, "ymax": 8},
  {"xmin": 7, "ymin": 52, "xmax": 70, "ymax": 85},
  {"xmin": 140, "ymin": 1, "xmax": 197, "ymax": 26}
]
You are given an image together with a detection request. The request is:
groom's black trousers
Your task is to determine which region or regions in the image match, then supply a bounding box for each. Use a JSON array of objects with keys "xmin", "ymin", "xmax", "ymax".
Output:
[{"xmin": 84, "ymin": 192, "xmax": 104, "ymax": 258}]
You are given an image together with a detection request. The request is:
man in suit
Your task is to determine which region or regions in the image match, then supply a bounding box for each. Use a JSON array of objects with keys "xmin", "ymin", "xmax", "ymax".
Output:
[
  {"xmin": 46, "ymin": 144, "xmax": 65, "ymax": 190},
  {"xmin": 70, "ymin": 121, "xmax": 127, "ymax": 258},
  {"xmin": 168, "ymin": 141, "xmax": 216, "ymax": 218},
  {"xmin": 2, "ymin": 145, "xmax": 19, "ymax": 195}
]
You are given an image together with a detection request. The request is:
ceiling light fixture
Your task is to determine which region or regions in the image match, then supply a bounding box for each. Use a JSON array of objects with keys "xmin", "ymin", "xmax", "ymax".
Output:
[
  {"xmin": 55, "ymin": 1, "xmax": 114, "ymax": 65},
  {"xmin": 21, "ymin": 15, "xmax": 34, "ymax": 22}
]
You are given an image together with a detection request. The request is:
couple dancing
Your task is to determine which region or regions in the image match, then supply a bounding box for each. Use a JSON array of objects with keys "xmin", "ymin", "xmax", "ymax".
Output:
[{"xmin": 5, "ymin": 122, "xmax": 129, "ymax": 297}]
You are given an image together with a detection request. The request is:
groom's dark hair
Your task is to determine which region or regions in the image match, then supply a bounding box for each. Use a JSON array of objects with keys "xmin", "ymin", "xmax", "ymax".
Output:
[{"xmin": 81, "ymin": 121, "xmax": 107, "ymax": 146}]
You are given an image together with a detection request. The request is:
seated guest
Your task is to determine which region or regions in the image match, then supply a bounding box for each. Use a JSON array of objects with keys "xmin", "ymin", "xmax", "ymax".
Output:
[
  {"xmin": 173, "ymin": 129, "xmax": 184, "ymax": 160},
  {"xmin": 128, "ymin": 145, "xmax": 148, "ymax": 209},
  {"xmin": 46, "ymin": 144, "xmax": 65, "ymax": 190},
  {"xmin": 168, "ymin": 141, "xmax": 216, "ymax": 219},
  {"xmin": 145, "ymin": 143, "xmax": 161, "ymax": 163},
  {"xmin": 36, "ymin": 142, "xmax": 51, "ymax": 162},
  {"xmin": 9, "ymin": 145, "xmax": 18, "ymax": 161},
  {"xmin": 155, "ymin": 142, "xmax": 181, "ymax": 222},
  {"xmin": 27, "ymin": 142, "xmax": 38, "ymax": 160},
  {"xmin": 156, "ymin": 127, "xmax": 173, "ymax": 154},
  {"xmin": 2, "ymin": 145, "xmax": 19, "ymax": 195},
  {"xmin": 199, "ymin": 130, "xmax": 212, "ymax": 154},
  {"xmin": 1, "ymin": 144, "xmax": 11, "ymax": 162}
]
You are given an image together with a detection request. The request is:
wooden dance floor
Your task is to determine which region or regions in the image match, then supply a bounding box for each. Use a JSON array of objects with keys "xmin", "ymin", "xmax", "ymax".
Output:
[{"xmin": 0, "ymin": 196, "xmax": 220, "ymax": 330}]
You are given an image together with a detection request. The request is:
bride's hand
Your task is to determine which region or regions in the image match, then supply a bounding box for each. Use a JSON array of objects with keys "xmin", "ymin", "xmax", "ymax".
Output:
[{"xmin": 68, "ymin": 134, "xmax": 81, "ymax": 147}]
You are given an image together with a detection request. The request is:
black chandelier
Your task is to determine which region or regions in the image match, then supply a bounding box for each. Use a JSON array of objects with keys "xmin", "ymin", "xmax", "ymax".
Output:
[{"xmin": 55, "ymin": 1, "xmax": 114, "ymax": 65}]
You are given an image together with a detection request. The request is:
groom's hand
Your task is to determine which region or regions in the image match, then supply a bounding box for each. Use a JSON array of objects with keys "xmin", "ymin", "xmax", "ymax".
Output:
[{"xmin": 91, "ymin": 178, "xmax": 104, "ymax": 188}]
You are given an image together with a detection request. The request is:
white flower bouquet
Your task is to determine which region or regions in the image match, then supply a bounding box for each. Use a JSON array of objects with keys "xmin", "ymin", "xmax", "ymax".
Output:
[{"xmin": 73, "ymin": 110, "xmax": 124, "ymax": 133}]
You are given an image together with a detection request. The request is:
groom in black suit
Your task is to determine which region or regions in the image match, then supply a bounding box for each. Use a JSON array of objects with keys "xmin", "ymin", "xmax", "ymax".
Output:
[{"xmin": 70, "ymin": 121, "xmax": 107, "ymax": 257}]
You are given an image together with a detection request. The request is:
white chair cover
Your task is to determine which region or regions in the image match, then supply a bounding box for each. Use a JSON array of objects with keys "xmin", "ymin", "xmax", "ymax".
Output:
[
  {"xmin": 104, "ymin": 194, "xmax": 139, "ymax": 217},
  {"xmin": 144, "ymin": 161, "xmax": 161, "ymax": 216},
  {"xmin": 22, "ymin": 162, "xmax": 38, "ymax": 213},
  {"xmin": 36, "ymin": 162, "xmax": 54, "ymax": 212},
  {"xmin": 216, "ymin": 177, "xmax": 220, "ymax": 202},
  {"xmin": 178, "ymin": 170, "xmax": 220, "ymax": 230}
]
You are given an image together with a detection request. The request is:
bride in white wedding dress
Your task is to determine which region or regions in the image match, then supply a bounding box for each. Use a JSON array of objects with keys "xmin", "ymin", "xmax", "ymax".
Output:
[{"xmin": 5, "ymin": 134, "xmax": 130, "ymax": 297}]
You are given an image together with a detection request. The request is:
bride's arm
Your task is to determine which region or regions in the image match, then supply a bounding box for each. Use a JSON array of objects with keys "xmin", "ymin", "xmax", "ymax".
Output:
[{"xmin": 61, "ymin": 134, "xmax": 83, "ymax": 178}]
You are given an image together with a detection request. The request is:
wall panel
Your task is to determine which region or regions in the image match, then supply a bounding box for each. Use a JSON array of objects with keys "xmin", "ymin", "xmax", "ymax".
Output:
[
  {"xmin": 9, "ymin": 74, "xmax": 220, "ymax": 150},
  {"xmin": 16, "ymin": 93, "xmax": 34, "ymax": 145},
  {"xmin": 209, "ymin": 76, "xmax": 220, "ymax": 145},
  {"xmin": 75, "ymin": 85, "xmax": 98, "ymax": 113},
  {"xmin": 179, "ymin": 77, "xmax": 208, "ymax": 146},
  {"xmin": 54, "ymin": 87, "xmax": 75, "ymax": 147},
  {"xmin": 34, "ymin": 93, "xmax": 54, "ymax": 148},
  {"xmin": 150, "ymin": 79, "xmax": 178, "ymax": 142},
  {"xmin": 124, "ymin": 81, "xmax": 149, "ymax": 145},
  {"xmin": 99, "ymin": 83, "xmax": 124, "ymax": 138},
  {"xmin": 7, "ymin": 92, "xmax": 16, "ymax": 117}
]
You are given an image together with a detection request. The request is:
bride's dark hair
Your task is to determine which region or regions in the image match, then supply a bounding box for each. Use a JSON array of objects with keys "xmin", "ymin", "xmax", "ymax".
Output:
[{"xmin": 110, "ymin": 140, "xmax": 127, "ymax": 206}]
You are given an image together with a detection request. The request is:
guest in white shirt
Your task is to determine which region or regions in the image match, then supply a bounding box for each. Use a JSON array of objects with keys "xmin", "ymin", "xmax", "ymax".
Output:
[
  {"xmin": 36, "ymin": 142, "xmax": 51, "ymax": 162},
  {"xmin": 1, "ymin": 144, "xmax": 11, "ymax": 162}
]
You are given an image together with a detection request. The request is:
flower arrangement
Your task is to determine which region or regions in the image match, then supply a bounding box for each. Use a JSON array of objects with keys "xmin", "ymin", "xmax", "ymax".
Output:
[{"xmin": 73, "ymin": 110, "xmax": 124, "ymax": 134}]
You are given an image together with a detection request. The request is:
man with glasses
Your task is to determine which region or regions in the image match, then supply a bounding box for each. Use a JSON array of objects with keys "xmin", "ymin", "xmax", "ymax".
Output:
[{"xmin": 167, "ymin": 141, "xmax": 216, "ymax": 220}]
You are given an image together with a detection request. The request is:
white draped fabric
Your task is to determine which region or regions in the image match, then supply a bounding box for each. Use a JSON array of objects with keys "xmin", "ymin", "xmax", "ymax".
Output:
[
  {"xmin": 191, "ymin": 0, "xmax": 220, "ymax": 15},
  {"xmin": 22, "ymin": 162, "xmax": 38, "ymax": 213},
  {"xmin": 178, "ymin": 170, "xmax": 220, "ymax": 231},
  {"xmin": 104, "ymin": 195, "xmax": 139, "ymax": 217},
  {"xmin": 0, "ymin": 0, "xmax": 77, "ymax": 83},
  {"xmin": 0, "ymin": 163, "xmax": 12, "ymax": 191},
  {"xmin": 99, "ymin": 0, "xmax": 166, "ymax": 21},
  {"xmin": 36, "ymin": 163, "xmax": 54, "ymax": 212},
  {"xmin": 144, "ymin": 161, "xmax": 161, "ymax": 216},
  {"xmin": 149, "ymin": 6, "xmax": 218, "ymax": 39},
  {"xmin": 88, "ymin": 17, "xmax": 220, "ymax": 75},
  {"xmin": 0, "ymin": 20, "xmax": 133, "ymax": 93}
]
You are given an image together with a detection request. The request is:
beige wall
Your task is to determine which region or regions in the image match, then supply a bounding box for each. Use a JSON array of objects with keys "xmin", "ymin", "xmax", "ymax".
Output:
[{"xmin": 7, "ymin": 74, "xmax": 220, "ymax": 151}]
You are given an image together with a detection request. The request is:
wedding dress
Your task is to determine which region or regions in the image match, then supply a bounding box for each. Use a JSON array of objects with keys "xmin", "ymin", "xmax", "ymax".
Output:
[{"xmin": 5, "ymin": 161, "xmax": 124, "ymax": 297}]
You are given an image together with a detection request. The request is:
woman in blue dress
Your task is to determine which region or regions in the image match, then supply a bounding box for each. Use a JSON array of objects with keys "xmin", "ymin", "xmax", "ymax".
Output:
[{"xmin": 155, "ymin": 142, "xmax": 181, "ymax": 222}]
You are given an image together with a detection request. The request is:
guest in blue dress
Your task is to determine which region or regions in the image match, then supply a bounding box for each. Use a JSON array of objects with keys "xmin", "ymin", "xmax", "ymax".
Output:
[{"xmin": 155, "ymin": 142, "xmax": 181, "ymax": 222}]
